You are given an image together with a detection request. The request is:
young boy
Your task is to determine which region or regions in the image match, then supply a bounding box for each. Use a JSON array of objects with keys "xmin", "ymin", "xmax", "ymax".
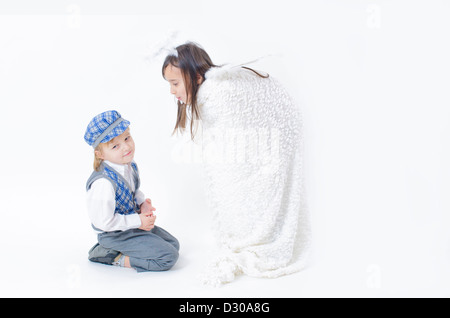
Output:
[{"xmin": 84, "ymin": 110, "xmax": 179, "ymax": 272}]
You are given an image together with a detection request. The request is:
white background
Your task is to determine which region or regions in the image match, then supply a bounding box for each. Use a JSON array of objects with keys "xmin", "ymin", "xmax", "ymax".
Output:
[{"xmin": 0, "ymin": 0, "xmax": 449, "ymax": 297}]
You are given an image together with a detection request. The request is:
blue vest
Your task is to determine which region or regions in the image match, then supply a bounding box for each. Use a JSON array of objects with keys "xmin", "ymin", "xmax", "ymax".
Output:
[{"xmin": 86, "ymin": 162, "xmax": 141, "ymax": 216}]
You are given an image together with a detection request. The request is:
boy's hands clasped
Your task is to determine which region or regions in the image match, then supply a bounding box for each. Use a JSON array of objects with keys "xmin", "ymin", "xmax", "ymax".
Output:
[{"xmin": 139, "ymin": 198, "xmax": 156, "ymax": 231}]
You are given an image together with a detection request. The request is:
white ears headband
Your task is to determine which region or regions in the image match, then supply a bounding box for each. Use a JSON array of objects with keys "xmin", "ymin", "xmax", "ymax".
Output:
[{"xmin": 144, "ymin": 30, "xmax": 186, "ymax": 64}]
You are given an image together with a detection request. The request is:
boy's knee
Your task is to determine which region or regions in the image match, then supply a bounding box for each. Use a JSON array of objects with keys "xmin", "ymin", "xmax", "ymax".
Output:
[
  {"xmin": 160, "ymin": 247, "xmax": 179, "ymax": 271},
  {"xmin": 173, "ymin": 238, "xmax": 180, "ymax": 252},
  {"xmin": 163, "ymin": 249, "xmax": 179, "ymax": 270}
]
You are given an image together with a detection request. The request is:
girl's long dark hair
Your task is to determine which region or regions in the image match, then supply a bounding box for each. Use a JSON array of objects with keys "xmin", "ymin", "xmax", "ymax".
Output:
[
  {"xmin": 162, "ymin": 42, "xmax": 269, "ymax": 140},
  {"xmin": 162, "ymin": 42, "xmax": 217, "ymax": 139}
]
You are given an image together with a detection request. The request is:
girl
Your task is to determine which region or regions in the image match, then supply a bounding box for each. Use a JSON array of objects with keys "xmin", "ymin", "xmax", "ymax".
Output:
[
  {"xmin": 84, "ymin": 110, "xmax": 179, "ymax": 272},
  {"xmin": 162, "ymin": 42, "xmax": 311, "ymax": 286}
]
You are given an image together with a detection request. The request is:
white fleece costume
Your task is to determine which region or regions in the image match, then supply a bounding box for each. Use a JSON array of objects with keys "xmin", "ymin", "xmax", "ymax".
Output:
[{"xmin": 196, "ymin": 65, "xmax": 311, "ymax": 286}]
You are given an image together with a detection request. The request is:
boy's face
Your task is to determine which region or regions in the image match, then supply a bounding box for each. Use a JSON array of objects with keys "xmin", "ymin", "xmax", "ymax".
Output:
[{"xmin": 95, "ymin": 128, "xmax": 135, "ymax": 165}]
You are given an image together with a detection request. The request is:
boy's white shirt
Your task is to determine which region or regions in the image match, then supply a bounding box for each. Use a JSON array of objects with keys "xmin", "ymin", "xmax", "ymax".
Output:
[{"xmin": 86, "ymin": 160, "xmax": 145, "ymax": 232}]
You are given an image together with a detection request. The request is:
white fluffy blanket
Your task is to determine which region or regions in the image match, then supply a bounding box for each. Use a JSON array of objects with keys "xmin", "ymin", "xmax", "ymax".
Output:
[{"xmin": 196, "ymin": 65, "xmax": 311, "ymax": 286}]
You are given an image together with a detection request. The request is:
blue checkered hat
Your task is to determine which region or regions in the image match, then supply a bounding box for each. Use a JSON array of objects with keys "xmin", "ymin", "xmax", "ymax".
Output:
[{"xmin": 84, "ymin": 110, "xmax": 130, "ymax": 148}]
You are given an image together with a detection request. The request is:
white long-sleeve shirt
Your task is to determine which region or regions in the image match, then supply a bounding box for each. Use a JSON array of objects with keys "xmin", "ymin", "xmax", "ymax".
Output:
[{"xmin": 86, "ymin": 160, "xmax": 145, "ymax": 232}]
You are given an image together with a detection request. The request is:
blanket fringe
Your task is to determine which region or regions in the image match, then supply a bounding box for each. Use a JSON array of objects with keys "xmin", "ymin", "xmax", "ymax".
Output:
[{"xmin": 198, "ymin": 254, "xmax": 241, "ymax": 287}]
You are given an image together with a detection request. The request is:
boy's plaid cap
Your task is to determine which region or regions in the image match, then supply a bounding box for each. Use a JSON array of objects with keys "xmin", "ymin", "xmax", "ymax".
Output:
[{"xmin": 84, "ymin": 110, "xmax": 130, "ymax": 148}]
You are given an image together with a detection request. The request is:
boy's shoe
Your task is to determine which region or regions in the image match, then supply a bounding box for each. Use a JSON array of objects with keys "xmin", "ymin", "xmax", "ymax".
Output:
[{"xmin": 88, "ymin": 243, "xmax": 121, "ymax": 265}]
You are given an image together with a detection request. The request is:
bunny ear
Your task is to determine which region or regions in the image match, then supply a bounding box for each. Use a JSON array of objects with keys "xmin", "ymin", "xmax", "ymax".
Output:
[{"xmin": 144, "ymin": 29, "xmax": 186, "ymax": 64}]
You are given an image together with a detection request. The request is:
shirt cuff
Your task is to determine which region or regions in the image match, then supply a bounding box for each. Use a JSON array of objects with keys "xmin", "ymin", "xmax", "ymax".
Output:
[
  {"xmin": 128, "ymin": 213, "xmax": 142, "ymax": 230},
  {"xmin": 135, "ymin": 190, "xmax": 146, "ymax": 206}
]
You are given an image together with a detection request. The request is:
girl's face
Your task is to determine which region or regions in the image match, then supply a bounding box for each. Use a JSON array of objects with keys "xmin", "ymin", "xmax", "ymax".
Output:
[
  {"xmin": 95, "ymin": 129, "xmax": 135, "ymax": 165},
  {"xmin": 164, "ymin": 64, "xmax": 189, "ymax": 105}
]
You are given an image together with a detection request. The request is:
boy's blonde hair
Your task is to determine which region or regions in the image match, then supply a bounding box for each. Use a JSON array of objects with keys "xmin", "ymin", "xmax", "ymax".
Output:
[{"xmin": 93, "ymin": 143, "xmax": 105, "ymax": 172}]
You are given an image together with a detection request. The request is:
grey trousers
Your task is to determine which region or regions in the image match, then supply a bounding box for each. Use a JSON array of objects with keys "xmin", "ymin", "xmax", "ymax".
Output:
[{"xmin": 98, "ymin": 226, "xmax": 179, "ymax": 272}]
